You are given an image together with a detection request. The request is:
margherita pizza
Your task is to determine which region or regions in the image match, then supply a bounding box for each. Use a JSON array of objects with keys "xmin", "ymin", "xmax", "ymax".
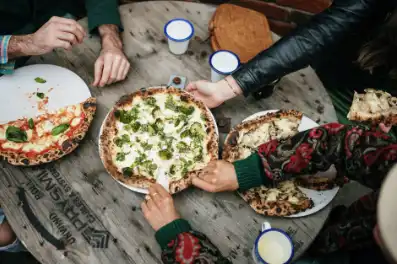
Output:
[
  {"xmin": 0, "ymin": 97, "xmax": 96, "ymax": 166},
  {"xmin": 99, "ymin": 87, "xmax": 218, "ymax": 194},
  {"xmin": 348, "ymin": 88, "xmax": 397, "ymax": 125},
  {"xmin": 223, "ymin": 110, "xmax": 315, "ymax": 216}
]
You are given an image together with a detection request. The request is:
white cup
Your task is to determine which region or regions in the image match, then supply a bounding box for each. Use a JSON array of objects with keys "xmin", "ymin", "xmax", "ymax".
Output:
[
  {"xmin": 209, "ymin": 50, "xmax": 240, "ymax": 82},
  {"xmin": 164, "ymin": 18, "xmax": 194, "ymax": 55},
  {"xmin": 252, "ymin": 222, "xmax": 294, "ymax": 264}
]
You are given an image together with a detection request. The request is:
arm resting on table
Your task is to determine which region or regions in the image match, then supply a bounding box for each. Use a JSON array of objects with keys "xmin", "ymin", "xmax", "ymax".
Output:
[
  {"xmin": 156, "ymin": 219, "xmax": 231, "ymax": 263},
  {"xmin": 234, "ymin": 123, "xmax": 397, "ymax": 190},
  {"xmin": 231, "ymin": 0, "xmax": 381, "ymax": 96}
]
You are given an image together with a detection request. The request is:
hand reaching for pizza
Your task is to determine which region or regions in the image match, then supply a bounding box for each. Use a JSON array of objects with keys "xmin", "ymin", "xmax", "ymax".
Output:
[
  {"xmin": 186, "ymin": 77, "xmax": 242, "ymax": 108},
  {"xmin": 141, "ymin": 184, "xmax": 180, "ymax": 231},
  {"xmin": 93, "ymin": 25, "xmax": 130, "ymax": 87},
  {"xmin": 192, "ymin": 160, "xmax": 239, "ymax": 192}
]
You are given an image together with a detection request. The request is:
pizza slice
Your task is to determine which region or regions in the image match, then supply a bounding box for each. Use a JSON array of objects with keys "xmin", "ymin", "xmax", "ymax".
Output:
[
  {"xmin": 0, "ymin": 97, "xmax": 96, "ymax": 166},
  {"xmin": 347, "ymin": 88, "xmax": 397, "ymax": 125},
  {"xmin": 222, "ymin": 110, "xmax": 317, "ymax": 216},
  {"xmin": 240, "ymin": 181, "xmax": 313, "ymax": 216},
  {"xmin": 223, "ymin": 110, "xmax": 302, "ymax": 162}
]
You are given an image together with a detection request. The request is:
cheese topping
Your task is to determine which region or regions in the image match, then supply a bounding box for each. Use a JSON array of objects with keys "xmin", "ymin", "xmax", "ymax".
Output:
[
  {"xmin": 0, "ymin": 101, "xmax": 84, "ymax": 155},
  {"xmin": 112, "ymin": 93, "xmax": 211, "ymax": 181}
]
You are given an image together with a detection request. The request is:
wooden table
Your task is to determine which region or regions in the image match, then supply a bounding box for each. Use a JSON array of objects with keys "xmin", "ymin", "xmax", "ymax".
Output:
[{"xmin": 0, "ymin": 1, "xmax": 338, "ymax": 264}]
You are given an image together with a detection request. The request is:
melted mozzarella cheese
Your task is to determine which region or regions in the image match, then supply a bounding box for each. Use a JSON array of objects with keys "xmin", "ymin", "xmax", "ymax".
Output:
[
  {"xmin": 2, "ymin": 141, "xmax": 22, "ymax": 150},
  {"xmin": 71, "ymin": 117, "xmax": 81, "ymax": 127},
  {"xmin": 0, "ymin": 127, "xmax": 6, "ymax": 140}
]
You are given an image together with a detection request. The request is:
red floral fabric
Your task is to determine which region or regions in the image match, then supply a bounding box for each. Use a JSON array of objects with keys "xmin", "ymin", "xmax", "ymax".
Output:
[
  {"xmin": 257, "ymin": 123, "xmax": 397, "ymax": 189},
  {"xmin": 162, "ymin": 124, "xmax": 396, "ymax": 263}
]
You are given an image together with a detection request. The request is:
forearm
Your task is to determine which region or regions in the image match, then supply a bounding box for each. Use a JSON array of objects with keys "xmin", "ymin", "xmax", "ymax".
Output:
[
  {"xmin": 231, "ymin": 0, "xmax": 380, "ymax": 96},
  {"xmin": 234, "ymin": 123, "xmax": 397, "ymax": 190},
  {"xmin": 156, "ymin": 219, "xmax": 231, "ymax": 263},
  {"xmin": 98, "ymin": 24, "xmax": 122, "ymax": 49},
  {"xmin": 7, "ymin": 35, "xmax": 35, "ymax": 59}
]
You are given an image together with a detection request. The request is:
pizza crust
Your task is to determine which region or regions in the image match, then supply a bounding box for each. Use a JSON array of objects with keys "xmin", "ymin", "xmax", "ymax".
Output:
[
  {"xmin": 0, "ymin": 97, "xmax": 96, "ymax": 166},
  {"xmin": 223, "ymin": 110, "xmax": 302, "ymax": 162},
  {"xmin": 99, "ymin": 87, "xmax": 218, "ymax": 194},
  {"xmin": 347, "ymin": 89, "xmax": 397, "ymax": 125}
]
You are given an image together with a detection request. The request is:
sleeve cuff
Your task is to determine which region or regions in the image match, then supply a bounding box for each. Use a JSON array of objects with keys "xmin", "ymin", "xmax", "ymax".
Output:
[
  {"xmin": 155, "ymin": 219, "xmax": 192, "ymax": 249},
  {"xmin": 0, "ymin": 60, "xmax": 15, "ymax": 75},
  {"xmin": 1, "ymin": 35, "xmax": 11, "ymax": 64},
  {"xmin": 233, "ymin": 153, "xmax": 268, "ymax": 191},
  {"xmin": 88, "ymin": 12, "xmax": 123, "ymax": 34}
]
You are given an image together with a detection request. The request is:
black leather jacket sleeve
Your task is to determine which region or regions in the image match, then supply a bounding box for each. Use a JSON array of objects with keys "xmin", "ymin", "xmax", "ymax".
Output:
[{"xmin": 231, "ymin": 0, "xmax": 384, "ymax": 96}]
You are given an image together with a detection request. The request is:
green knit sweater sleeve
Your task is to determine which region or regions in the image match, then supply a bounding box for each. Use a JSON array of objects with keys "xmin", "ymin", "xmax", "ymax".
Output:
[{"xmin": 84, "ymin": 0, "xmax": 122, "ymax": 33}]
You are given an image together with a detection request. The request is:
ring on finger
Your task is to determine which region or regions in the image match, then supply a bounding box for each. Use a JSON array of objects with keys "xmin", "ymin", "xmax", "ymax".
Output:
[
  {"xmin": 145, "ymin": 195, "xmax": 152, "ymax": 201},
  {"xmin": 152, "ymin": 192, "xmax": 159, "ymax": 197}
]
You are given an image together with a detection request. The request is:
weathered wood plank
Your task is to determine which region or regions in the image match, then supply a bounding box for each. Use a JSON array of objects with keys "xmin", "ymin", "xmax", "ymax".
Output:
[{"xmin": 0, "ymin": 2, "xmax": 337, "ymax": 264}]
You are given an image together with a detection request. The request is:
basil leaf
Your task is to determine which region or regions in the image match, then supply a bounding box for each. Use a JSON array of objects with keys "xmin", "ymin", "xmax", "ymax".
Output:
[
  {"xmin": 28, "ymin": 118, "xmax": 34, "ymax": 129},
  {"xmin": 6, "ymin": 126, "xmax": 27, "ymax": 143},
  {"xmin": 52, "ymin": 124, "xmax": 70, "ymax": 136},
  {"xmin": 34, "ymin": 77, "xmax": 47, "ymax": 84},
  {"xmin": 36, "ymin": 92, "xmax": 45, "ymax": 99}
]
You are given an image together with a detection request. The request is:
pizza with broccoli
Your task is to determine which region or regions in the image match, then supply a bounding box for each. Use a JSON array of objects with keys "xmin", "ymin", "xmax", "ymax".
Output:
[{"xmin": 99, "ymin": 87, "xmax": 218, "ymax": 194}]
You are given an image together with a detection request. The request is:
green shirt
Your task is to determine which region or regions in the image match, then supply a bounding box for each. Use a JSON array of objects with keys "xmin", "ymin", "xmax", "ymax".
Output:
[{"xmin": 0, "ymin": 0, "xmax": 122, "ymax": 35}]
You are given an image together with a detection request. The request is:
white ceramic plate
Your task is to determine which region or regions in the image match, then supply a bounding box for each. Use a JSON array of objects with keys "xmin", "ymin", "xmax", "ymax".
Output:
[
  {"xmin": 0, "ymin": 64, "xmax": 91, "ymax": 124},
  {"xmin": 242, "ymin": 110, "xmax": 339, "ymax": 218},
  {"xmin": 98, "ymin": 88, "xmax": 219, "ymax": 194}
]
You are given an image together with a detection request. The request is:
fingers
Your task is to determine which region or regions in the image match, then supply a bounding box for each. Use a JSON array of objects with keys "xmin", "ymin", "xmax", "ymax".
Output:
[
  {"xmin": 150, "ymin": 183, "xmax": 169, "ymax": 198},
  {"xmin": 109, "ymin": 57, "xmax": 122, "ymax": 85},
  {"xmin": 50, "ymin": 16, "xmax": 85, "ymax": 41},
  {"xmin": 99, "ymin": 56, "xmax": 113, "ymax": 87},
  {"xmin": 185, "ymin": 82, "xmax": 197, "ymax": 92},
  {"xmin": 92, "ymin": 58, "xmax": 104, "ymax": 87},
  {"xmin": 58, "ymin": 23, "xmax": 85, "ymax": 43},
  {"xmin": 192, "ymin": 177, "xmax": 216, "ymax": 192},
  {"xmin": 57, "ymin": 32, "xmax": 78, "ymax": 45},
  {"xmin": 53, "ymin": 39, "xmax": 72, "ymax": 50},
  {"xmin": 116, "ymin": 60, "xmax": 127, "ymax": 81}
]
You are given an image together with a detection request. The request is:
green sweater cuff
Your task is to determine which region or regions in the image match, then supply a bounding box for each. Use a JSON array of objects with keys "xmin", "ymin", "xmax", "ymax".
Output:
[
  {"xmin": 86, "ymin": 0, "xmax": 123, "ymax": 33},
  {"xmin": 233, "ymin": 153, "xmax": 267, "ymax": 191},
  {"xmin": 155, "ymin": 219, "xmax": 192, "ymax": 249}
]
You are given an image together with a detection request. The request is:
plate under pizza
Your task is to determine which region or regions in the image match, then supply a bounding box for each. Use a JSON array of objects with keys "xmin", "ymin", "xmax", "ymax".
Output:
[
  {"xmin": 98, "ymin": 87, "xmax": 219, "ymax": 194},
  {"xmin": 224, "ymin": 110, "xmax": 339, "ymax": 218}
]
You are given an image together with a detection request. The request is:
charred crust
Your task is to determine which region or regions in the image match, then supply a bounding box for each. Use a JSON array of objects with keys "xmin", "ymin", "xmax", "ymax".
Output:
[{"xmin": 228, "ymin": 131, "xmax": 239, "ymax": 146}]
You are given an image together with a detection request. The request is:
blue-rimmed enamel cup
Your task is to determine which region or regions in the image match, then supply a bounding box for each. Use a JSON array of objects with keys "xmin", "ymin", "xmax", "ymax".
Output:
[
  {"xmin": 209, "ymin": 50, "xmax": 240, "ymax": 82},
  {"xmin": 164, "ymin": 18, "xmax": 194, "ymax": 55},
  {"xmin": 252, "ymin": 222, "xmax": 294, "ymax": 264}
]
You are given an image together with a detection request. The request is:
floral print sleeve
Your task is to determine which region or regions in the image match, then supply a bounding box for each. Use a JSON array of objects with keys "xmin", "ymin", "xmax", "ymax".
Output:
[
  {"xmin": 155, "ymin": 219, "xmax": 231, "ymax": 264},
  {"xmin": 256, "ymin": 123, "xmax": 397, "ymax": 189},
  {"xmin": 161, "ymin": 231, "xmax": 231, "ymax": 264}
]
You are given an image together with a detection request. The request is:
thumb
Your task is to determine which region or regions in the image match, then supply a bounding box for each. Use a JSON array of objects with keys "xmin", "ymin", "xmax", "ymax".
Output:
[
  {"xmin": 192, "ymin": 177, "xmax": 217, "ymax": 192},
  {"xmin": 379, "ymin": 123, "xmax": 392, "ymax": 133}
]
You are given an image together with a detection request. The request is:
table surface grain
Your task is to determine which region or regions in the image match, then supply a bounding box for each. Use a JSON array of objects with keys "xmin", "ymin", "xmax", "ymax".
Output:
[{"xmin": 0, "ymin": 1, "xmax": 338, "ymax": 264}]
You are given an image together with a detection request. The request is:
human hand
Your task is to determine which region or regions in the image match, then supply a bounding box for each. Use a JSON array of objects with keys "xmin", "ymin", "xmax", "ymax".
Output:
[
  {"xmin": 93, "ymin": 26, "xmax": 130, "ymax": 87},
  {"xmin": 28, "ymin": 16, "xmax": 86, "ymax": 55},
  {"xmin": 192, "ymin": 160, "xmax": 239, "ymax": 192},
  {"xmin": 141, "ymin": 184, "xmax": 180, "ymax": 231},
  {"xmin": 186, "ymin": 77, "xmax": 241, "ymax": 108}
]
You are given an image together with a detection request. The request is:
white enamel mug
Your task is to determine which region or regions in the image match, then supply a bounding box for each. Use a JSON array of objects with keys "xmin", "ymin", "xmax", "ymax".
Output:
[
  {"xmin": 209, "ymin": 50, "xmax": 240, "ymax": 82},
  {"xmin": 164, "ymin": 18, "xmax": 194, "ymax": 55},
  {"xmin": 252, "ymin": 222, "xmax": 294, "ymax": 264}
]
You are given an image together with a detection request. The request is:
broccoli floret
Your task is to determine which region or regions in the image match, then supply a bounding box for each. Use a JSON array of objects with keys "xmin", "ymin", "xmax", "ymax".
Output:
[
  {"xmin": 158, "ymin": 149, "xmax": 172, "ymax": 160},
  {"xmin": 178, "ymin": 105, "xmax": 195, "ymax": 115},
  {"xmin": 176, "ymin": 141, "xmax": 189, "ymax": 153},
  {"xmin": 165, "ymin": 95, "xmax": 177, "ymax": 111},
  {"xmin": 116, "ymin": 152, "xmax": 126, "ymax": 161},
  {"xmin": 144, "ymin": 97, "xmax": 157, "ymax": 107}
]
